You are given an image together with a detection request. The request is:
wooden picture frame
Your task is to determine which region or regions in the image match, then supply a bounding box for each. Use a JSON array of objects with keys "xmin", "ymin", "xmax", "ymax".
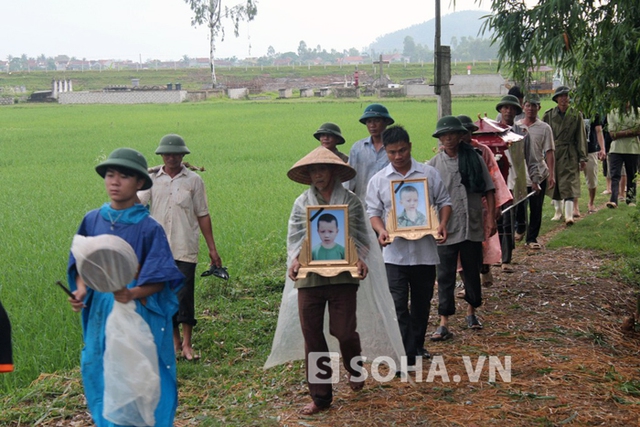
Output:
[
  {"xmin": 297, "ymin": 205, "xmax": 362, "ymax": 279},
  {"xmin": 386, "ymin": 178, "xmax": 441, "ymax": 243}
]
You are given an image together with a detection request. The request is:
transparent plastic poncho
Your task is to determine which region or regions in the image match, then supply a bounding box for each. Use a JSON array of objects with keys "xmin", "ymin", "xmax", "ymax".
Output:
[
  {"xmin": 264, "ymin": 181, "xmax": 406, "ymax": 369},
  {"xmin": 71, "ymin": 234, "xmax": 160, "ymax": 426}
]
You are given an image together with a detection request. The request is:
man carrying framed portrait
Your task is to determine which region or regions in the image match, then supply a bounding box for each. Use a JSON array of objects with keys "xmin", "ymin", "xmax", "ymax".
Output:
[{"xmin": 366, "ymin": 125, "xmax": 452, "ymax": 364}]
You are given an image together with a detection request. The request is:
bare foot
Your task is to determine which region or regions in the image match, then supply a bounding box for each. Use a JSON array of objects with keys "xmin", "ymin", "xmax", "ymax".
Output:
[
  {"xmin": 349, "ymin": 375, "xmax": 364, "ymax": 391},
  {"xmin": 182, "ymin": 346, "xmax": 201, "ymax": 361},
  {"xmin": 300, "ymin": 402, "xmax": 328, "ymax": 415}
]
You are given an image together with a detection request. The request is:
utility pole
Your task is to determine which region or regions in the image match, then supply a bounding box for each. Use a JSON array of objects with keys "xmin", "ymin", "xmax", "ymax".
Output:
[{"xmin": 434, "ymin": 0, "xmax": 452, "ymax": 118}]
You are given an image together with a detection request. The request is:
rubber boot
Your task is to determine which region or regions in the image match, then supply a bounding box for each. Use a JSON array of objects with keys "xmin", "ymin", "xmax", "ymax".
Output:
[
  {"xmin": 551, "ymin": 200, "xmax": 563, "ymax": 221},
  {"xmin": 564, "ymin": 200, "xmax": 575, "ymax": 225}
]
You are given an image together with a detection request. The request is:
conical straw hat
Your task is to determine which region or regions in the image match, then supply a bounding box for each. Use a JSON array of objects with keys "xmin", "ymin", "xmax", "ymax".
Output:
[{"xmin": 287, "ymin": 146, "xmax": 356, "ymax": 185}]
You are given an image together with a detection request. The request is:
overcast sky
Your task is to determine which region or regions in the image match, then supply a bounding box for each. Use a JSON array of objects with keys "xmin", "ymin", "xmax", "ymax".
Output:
[{"xmin": 2, "ymin": 0, "xmax": 490, "ymax": 61}]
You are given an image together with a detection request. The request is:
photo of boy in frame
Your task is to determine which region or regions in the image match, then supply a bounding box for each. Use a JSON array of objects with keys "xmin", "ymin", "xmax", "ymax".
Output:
[
  {"xmin": 309, "ymin": 207, "xmax": 348, "ymax": 262},
  {"xmin": 392, "ymin": 180, "xmax": 429, "ymax": 229}
]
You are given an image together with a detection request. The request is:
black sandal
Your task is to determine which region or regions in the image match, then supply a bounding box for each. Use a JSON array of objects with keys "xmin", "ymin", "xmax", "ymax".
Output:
[
  {"xmin": 466, "ymin": 314, "xmax": 483, "ymax": 329},
  {"xmin": 430, "ymin": 325, "xmax": 453, "ymax": 341}
]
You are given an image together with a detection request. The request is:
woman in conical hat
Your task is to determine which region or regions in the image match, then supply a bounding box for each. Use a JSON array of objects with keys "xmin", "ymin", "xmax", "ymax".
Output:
[{"xmin": 265, "ymin": 146, "xmax": 405, "ymax": 415}]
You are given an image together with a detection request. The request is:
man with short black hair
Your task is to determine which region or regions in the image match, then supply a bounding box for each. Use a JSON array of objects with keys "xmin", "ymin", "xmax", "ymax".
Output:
[{"xmin": 367, "ymin": 125, "xmax": 451, "ymax": 361}]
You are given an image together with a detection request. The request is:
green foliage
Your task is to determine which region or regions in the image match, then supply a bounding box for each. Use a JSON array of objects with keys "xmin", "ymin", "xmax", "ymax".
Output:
[
  {"xmin": 480, "ymin": 0, "xmax": 640, "ymax": 115},
  {"xmin": 403, "ymin": 36, "xmax": 433, "ymax": 63},
  {"xmin": 451, "ymin": 37, "xmax": 499, "ymax": 62},
  {"xmin": 629, "ymin": 205, "xmax": 640, "ymax": 244}
]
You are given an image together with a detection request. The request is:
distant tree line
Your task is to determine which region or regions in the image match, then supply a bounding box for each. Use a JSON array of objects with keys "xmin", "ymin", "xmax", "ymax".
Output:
[{"xmin": 3, "ymin": 36, "xmax": 498, "ymax": 72}]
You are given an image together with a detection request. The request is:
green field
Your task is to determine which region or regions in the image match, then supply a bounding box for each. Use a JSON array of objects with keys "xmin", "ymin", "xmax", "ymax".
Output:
[
  {"xmin": 0, "ymin": 98, "xmax": 501, "ymax": 385},
  {"xmin": 0, "ymin": 96, "xmax": 621, "ymax": 425}
]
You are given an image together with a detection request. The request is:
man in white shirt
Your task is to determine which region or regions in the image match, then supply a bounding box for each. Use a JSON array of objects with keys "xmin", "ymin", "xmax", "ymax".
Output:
[
  {"xmin": 366, "ymin": 125, "xmax": 451, "ymax": 363},
  {"xmin": 138, "ymin": 134, "xmax": 223, "ymax": 361}
]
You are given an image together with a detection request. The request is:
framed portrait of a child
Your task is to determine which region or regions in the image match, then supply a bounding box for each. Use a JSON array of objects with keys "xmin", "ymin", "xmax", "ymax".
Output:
[
  {"xmin": 387, "ymin": 178, "xmax": 441, "ymax": 242},
  {"xmin": 296, "ymin": 205, "xmax": 362, "ymax": 279},
  {"xmin": 307, "ymin": 205, "xmax": 349, "ymax": 264}
]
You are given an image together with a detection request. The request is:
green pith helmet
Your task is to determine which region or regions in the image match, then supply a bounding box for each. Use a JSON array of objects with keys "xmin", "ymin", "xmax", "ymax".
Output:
[
  {"xmin": 155, "ymin": 134, "xmax": 191, "ymax": 155},
  {"xmin": 313, "ymin": 122, "xmax": 345, "ymax": 145},
  {"xmin": 495, "ymin": 94, "xmax": 523, "ymax": 115},
  {"xmin": 552, "ymin": 86, "xmax": 571, "ymax": 102},
  {"xmin": 359, "ymin": 103, "xmax": 395, "ymax": 125},
  {"xmin": 456, "ymin": 115, "xmax": 479, "ymax": 132},
  {"xmin": 95, "ymin": 148, "xmax": 153, "ymax": 190},
  {"xmin": 432, "ymin": 115, "xmax": 468, "ymax": 138},
  {"xmin": 524, "ymin": 93, "xmax": 541, "ymax": 105}
]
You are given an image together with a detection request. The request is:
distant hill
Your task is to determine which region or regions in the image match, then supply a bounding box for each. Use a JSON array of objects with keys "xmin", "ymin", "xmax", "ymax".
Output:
[{"xmin": 369, "ymin": 10, "xmax": 493, "ymax": 53}]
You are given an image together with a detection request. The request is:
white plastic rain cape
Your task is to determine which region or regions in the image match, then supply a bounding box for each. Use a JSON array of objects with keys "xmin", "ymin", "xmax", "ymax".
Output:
[
  {"xmin": 264, "ymin": 182, "xmax": 405, "ymax": 369},
  {"xmin": 71, "ymin": 234, "xmax": 160, "ymax": 426}
]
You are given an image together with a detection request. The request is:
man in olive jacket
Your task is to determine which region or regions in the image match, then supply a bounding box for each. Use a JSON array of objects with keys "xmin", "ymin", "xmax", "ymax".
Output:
[{"xmin": 543, "ymin": 86, "xmax": 587, "ymax": 225}]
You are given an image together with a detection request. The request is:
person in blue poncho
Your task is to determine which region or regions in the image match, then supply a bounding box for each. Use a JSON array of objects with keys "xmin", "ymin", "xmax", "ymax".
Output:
[{"xmin": 67, "ymin": 147, "xmax": 185, "ymax": 427}]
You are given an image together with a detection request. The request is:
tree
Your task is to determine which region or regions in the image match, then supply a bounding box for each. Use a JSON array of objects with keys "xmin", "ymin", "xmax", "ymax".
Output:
[
  {"xmin": 403, "ymin": 36, "xmax": 417, "ymax": 60},
  {"xmin": 297, "ymin": 40, "xmax": 308, "ymax": 59},
  {"xmin": 480, "ymin": 0, "xmax": 640, "ymax": 115},
  {"xmin": 184, "ymin": 0, "xmax": 258, "ymax": 87}
]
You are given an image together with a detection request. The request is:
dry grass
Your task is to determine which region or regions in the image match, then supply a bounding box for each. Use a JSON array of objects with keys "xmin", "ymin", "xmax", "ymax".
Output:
[{"xmin": 277, "ymin": 242, "xmax": 640, "ymax": 426}]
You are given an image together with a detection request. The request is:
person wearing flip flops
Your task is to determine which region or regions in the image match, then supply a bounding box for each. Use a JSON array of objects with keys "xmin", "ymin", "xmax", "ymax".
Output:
[
  {"xmin": 428, "ymin": 116, "xmax": 496, "ymax": 337},
  {"xmin": 543, "ymin": 86, "xmax": 588, "ymax": 224},
  {"xmin": 576, "ymin": 115, "xmax": 606, "ymax": 214},
  {"xmin": 457, "ymin": 115, "xmax": 512, "ymax": 292},
  {"xmin": 366, "ymin": 125, "xmax": 452, "ymax": 364},
  {"xmin": 515, "ymin": 94, "xmax": 556, "ymax": 249},
  {"xmin": 138, "ymin": 134, "xmax": 223, "ymax": 362}
]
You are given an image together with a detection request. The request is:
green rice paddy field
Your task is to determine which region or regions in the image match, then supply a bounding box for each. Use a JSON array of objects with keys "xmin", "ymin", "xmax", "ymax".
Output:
[{"xmin": 0, "ymin": 97, "xmax": 560, "ymax": 422}]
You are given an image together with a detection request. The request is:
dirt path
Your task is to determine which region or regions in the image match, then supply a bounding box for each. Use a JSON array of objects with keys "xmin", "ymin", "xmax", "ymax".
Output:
[
  {"xmin": 27, "ymin": 227, "xmax": 640, "ymax": 427},
  {"xmin": 277, "ymin": 235, "xmax": 640, "ymax": 426}
]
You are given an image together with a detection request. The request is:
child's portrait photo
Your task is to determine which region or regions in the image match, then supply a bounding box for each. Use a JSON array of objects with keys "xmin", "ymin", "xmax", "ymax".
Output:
[
  {"xmin": 307, "ymin": 206, "xmax": 348, "ymax": 262},
  {"xmin": 391, "ymin": 179, "xmax": 429, "ymax": 230}
]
